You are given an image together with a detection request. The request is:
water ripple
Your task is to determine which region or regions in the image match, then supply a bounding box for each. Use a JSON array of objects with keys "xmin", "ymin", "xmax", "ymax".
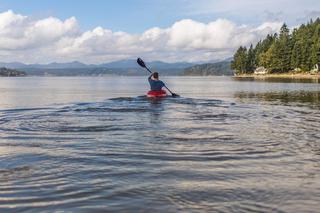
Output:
[{"xmin": 0, "ymin": 96, "xmax": 319, "ymax": 212}]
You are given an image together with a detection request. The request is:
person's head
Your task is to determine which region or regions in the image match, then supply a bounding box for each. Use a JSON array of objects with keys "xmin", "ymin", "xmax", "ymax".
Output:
[{"xmin": 152, "ymin": 72, "xmax": 159, "ymax": 80}]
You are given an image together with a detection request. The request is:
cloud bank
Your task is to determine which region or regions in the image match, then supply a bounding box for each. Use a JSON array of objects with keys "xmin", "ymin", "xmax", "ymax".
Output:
[{"xmin": 0, "ymin": 10, "xmax": 283, "ymax": 63}]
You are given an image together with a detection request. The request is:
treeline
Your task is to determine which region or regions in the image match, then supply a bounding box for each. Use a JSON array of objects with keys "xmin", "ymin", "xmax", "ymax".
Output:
[
  {"xmin": 183, "ymin": 61, "xmax": 233, "ymax": 76},
  {"xmin": 22, "ymin": 67, "xmax": 184, "ymax": 76},
  {"xmin": 231, "ymin": 19, "xmax": 320, "ymax": 74},
  {"xmin": 0, "ymin": 67, "xmax": 26, "ymax": 77}
]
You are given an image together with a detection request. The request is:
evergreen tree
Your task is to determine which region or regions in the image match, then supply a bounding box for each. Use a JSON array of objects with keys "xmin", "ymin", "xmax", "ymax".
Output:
[
  {"xmin": 255, "ymin": 34, "xmax": 276, "ymax": 67},
  {"xmin": 259, "ymin": 48, "xmax": 273, "ymax": 68},
  {"xmin": 266, "ymin": 43, "xmax": 282, "ymax": 72},
  {"xmin": 246, "ymin": 44, "xmax": 255, "ymax": 73},
  {"xmin": 311, "ymin": 24, "xmax": 320, "ymax": 69},
  {"xmin": 231, "ymin": 19, "xmax": 320, "ymax": 73},
  {"xmin": 268, "ymin": 23, "xmax": 292, "ymax": 72},
  {"xmin": 281, "ymin": 23, "xmax": 293, "ymax": 71},
  {"xmin": 291, "ymin": 41, "xmax": 303, "ymax": 70},
  {"xmin": 231, "ymin": 46, "xmax": 248, "ymax": 74}
]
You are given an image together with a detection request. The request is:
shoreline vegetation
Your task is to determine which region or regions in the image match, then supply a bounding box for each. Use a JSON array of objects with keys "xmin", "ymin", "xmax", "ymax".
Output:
[
  {"xmin": 182, "ymin": 61, "xmax": 233, "ymax": 76},
  {"xmin": 231, "ymin": 19, "xmax": 320, "ymax": 77},
  {"xmin": 0, "ymin": 67, "xmax": 26, "ymax": 77},
  {"xmin": 235, "ymin": 72, "xmax": 320, "ymax": 79}
]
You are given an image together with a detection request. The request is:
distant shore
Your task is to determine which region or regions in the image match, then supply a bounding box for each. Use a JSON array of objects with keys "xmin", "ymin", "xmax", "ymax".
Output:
[
  {"xmin": 0, "ymin": 67, "xmax": 26, "ymax": 77},
  {"xmin": 235, "ymin": 73, "xmax": 320, "ymax": 79}
]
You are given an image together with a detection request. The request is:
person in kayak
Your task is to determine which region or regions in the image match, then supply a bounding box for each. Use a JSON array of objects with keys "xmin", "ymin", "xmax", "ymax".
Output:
[{"xmin": 147, "ymin": 72, "xmax": 167, "ymax": 97}]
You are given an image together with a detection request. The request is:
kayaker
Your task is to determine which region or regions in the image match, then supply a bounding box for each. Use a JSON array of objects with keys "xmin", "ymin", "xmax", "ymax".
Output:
[
  {"xmin": 137, "ymin": 58, "xmax": 179, "ymax": 97},
  {"xmin": 147, "ymin": 72, "xmax": 167, "ymax": 97},
  {"xmin": 148, "ymin": 72, "xmax": 165, "ymax": 91}
]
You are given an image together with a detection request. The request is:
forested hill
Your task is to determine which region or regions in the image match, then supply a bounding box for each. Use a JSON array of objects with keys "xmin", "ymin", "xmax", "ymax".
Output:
[
  {"xmin": 231, "ymin": 18, "xmax": 320, "ymax": 75},
  {"xmin": 0, "ymin": 67, "xmax": 26, "ymax": 77},
  {"xmin": 0, "ymin": 59, "xmax": 193, "ymax": 76},
  {"xmin": 183, "ymin": 61, "xmax": 233, "ymax": 76}
]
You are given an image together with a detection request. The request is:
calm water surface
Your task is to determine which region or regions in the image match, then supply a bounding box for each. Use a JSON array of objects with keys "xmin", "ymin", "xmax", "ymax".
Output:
[{"xmin": 0, "ymin": 76, "xmax": 319, "ymax": 212}]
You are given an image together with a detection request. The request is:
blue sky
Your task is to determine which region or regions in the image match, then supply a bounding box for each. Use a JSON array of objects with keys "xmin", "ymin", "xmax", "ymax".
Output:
[
  {"xmin": 0, "ymin": 0, "xmax": 190, "ymax": 33},
  {"xmin": 0, "ymin": 0, "xmax": 319, "ymax": 63},
  {"xmin": 2, "ymin": 0, "xmax": 319, "ymax": 33}
]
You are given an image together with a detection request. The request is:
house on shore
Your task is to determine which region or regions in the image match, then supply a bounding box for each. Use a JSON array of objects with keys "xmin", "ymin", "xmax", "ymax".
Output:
[
  {"xmin": 254, "ymin": 67, "xmax": 268, "ymax": 75},
  {"xmin": 311, "ymin": 64, "xmax": 319, "ymax": 74}
]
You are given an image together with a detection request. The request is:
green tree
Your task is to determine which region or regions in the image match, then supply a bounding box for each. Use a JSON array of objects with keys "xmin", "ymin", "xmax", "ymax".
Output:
[
  {"xmin": 291, "ymin": 41, "xmax": 303, "ymax": 70},
  {"xmin": 259, "ymin": 48, "xmax": 273, "ymax": 68},
  {"xmin": 231, "ymin": 46, "xmax": 248, "ymax": 74},
  {"xmin": 272, "ymin": 23, "xmax": 292, "ymax": 72},
  {"xmin": 265, "ymin": 43, "xmax": 282, "ymax": 71},
  {"xmin": 246, "ymin": 44, "xmax": 255, "ymax": 73},
  {"xmin": 255, "ymin": 34, "xmax": 276, "ymax": 67},
  {"xmin": 311, "ymin": 24, "xmax": 320, "ymax": 69},
  {"xmin": 232, "ymin": 19, "xmax": 320, "ymax": 74}
]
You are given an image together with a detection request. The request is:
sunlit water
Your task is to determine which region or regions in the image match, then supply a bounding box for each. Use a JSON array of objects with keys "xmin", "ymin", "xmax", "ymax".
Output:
[{"xmin": 0, "ymin": 76, "xmax": 319, "ymax": 212}]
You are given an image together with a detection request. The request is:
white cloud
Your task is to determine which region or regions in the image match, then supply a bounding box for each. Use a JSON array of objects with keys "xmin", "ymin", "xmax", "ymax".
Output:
[
  {"xmin": 0, "ymin": 10, "xmax": 79, "ymax": 50},
  {"xmin": 0, "ymin": 10, "xmax": 283, "ymax": 63},
  {"xmin": 181, "ymin": 0, "xmax": 320, "ymax": 23}
]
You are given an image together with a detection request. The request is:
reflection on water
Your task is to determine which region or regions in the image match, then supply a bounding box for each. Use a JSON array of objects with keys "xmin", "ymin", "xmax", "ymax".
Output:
[
  {"xmin": 233, "ymin": 76, "xmax": 320, "ymax": 83},
  {"xmin": 0, "ymin": 77, "xmax": 320, "ymax": 212},
  {"xmin": 235, "ymin": 91, "xmax": 320, "ymax": 108},
  {"xmin": 0, "ymin": 95, "xmax": 320, "ymax": 212}
]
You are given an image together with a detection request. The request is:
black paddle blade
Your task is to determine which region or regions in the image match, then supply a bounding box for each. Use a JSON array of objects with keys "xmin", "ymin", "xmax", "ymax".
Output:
[
  {"xmin": 171, "ymin": 93, "xmax": 180, "ymax": 97},
  {"xmin": 137, "ymin": 58, "xmax": 146, "ymax": 68}
]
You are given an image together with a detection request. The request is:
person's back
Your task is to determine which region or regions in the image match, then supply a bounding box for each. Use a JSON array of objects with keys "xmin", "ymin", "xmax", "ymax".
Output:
[{"xmin": 148, "ymin": 72, "xmax": 165, "ymax": 91}]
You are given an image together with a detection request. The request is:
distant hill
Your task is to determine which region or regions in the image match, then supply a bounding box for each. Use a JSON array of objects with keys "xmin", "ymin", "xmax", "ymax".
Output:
[
  {"xmin": 183, "ymin": 61, "xmax": 234, "ymax": 76},
  {"xmin": 100, "ymin": 59, "xmax": 137, "ymax": 69},
  {"xmin": 100, "ymin": 59, "xmax": 194, "ymax": 69},
  {"xmin": 0, "ymin": 59, "xmax": 198, "ymax": 76},
  {"xmin": 0, "ymin": 59, "xmax": 195, "ymax": 76},
  {"xmin": 0, "ymin": 62, "xmax": 28, "ymax": 69},
  {"xmin": 0, "ymin": 59, "xmax": 193, "ymax": 69},
  {"xmin": 0, "ymin": 61, "xmax": 94, "ymax": 69},
  {"xmin": 22, "ymin": 67, "xmax": 185, "ymax": 76},
  {"xmin": 146, "ymin": 61, "xmax": 194, "ymax": 69},
  {"xmin": 30, "ymin": 61, "xmax": 93, "ymax": 69},
  {"xmin": 0, "ymin": 67, "xmax": 26, "ymax": 77},
  {"xmin": 0, "ymin": 59, "xmax": 234, "ymax": 76}
]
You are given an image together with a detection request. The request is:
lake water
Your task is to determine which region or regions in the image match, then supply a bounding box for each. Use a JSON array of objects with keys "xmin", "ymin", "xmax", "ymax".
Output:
[{"xmin": 0, "ymin": 76, "xmax": 319, "ymax": 212}]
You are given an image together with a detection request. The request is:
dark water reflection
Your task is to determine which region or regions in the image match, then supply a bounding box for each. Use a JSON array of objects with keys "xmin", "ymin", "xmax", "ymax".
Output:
[
  {"xmin": 233, "ymin": 76, "xmax": 320, "ymax": 84},
  {"xmin": 235, "ymin": 91, "xmax": 320, "ymax": 108},
  {"xmin": 1, "ymin": 96, "xmax": 320, "ymax": 212},
  {"xmin": 0, "ymin": 77, "xmax": 319, "ymax": 212}
]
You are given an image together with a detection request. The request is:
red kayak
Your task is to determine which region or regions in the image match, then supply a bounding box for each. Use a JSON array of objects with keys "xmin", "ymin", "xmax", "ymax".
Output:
[{"xmin": 147, "ymin": 90, "xmax": 167, "ymax": 98}]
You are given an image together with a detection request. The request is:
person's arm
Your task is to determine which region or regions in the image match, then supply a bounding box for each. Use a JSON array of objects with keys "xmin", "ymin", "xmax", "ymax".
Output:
[
  {"xmin": 148, "ymin": 73, "xmax": 153, "ymax": 83},
  {"xmin": 161, "ymin": 81, "xmax": 166, "ymax": 89}
]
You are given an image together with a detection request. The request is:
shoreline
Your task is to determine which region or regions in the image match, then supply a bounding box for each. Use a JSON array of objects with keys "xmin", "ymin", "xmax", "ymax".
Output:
[{"xmin": 234, "ymin": 73, "xmax": 320, "ymax": 79}]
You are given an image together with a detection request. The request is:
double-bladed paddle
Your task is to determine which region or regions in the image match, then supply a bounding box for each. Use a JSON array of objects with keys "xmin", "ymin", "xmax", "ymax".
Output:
[{"xmin": 137, "ymin": 58, "xmax": 179, "ymax": 97}]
